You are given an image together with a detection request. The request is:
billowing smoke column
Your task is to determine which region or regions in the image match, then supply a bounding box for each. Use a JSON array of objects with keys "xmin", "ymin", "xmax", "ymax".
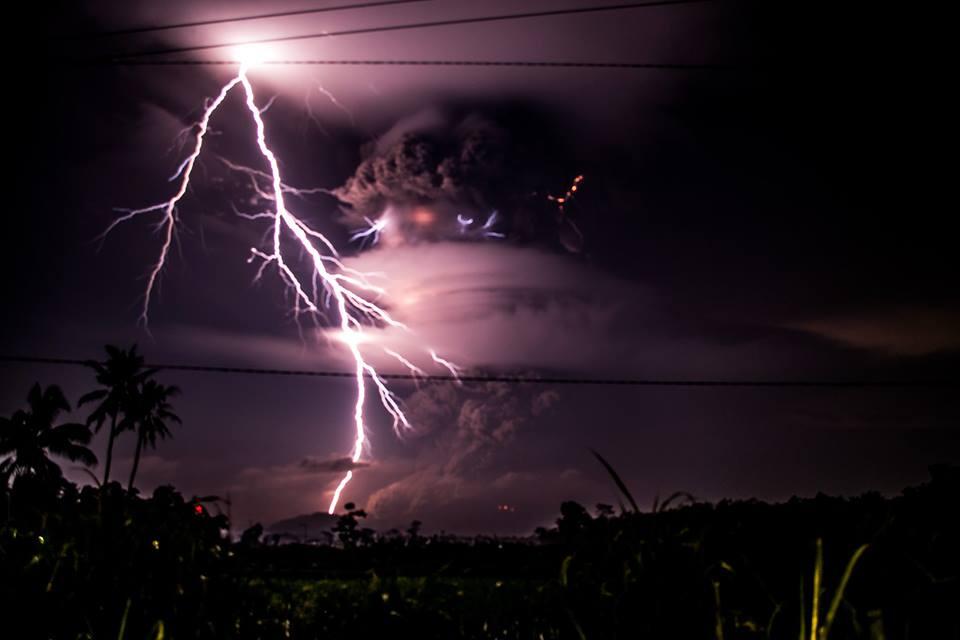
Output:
[
  {"xmin": 104, "ymin": 60, "xmax": 459, "ymax": 514},
  {"xmin": 330, "ymin": 115, "xmax": 586, "ymax": 252}
]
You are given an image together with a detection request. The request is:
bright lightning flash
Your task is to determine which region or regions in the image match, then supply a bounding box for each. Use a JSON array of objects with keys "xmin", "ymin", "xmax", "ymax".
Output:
[
  {"xmin": 350, "ymin": 214, "xmax": 390, "ymax": 247},
  {"xmin": 106, "ymin": 62, "xmax": 457, "ymax": 515},
  {"xmin": 455, "ymin": 211, "xmax": 505, "ymax": 240}
]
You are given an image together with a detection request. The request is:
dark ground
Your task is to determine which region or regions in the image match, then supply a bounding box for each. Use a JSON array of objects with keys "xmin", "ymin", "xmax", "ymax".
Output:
[{"xmin": 2, "ymin": 465, "xmax": 957, "ymax": 639}]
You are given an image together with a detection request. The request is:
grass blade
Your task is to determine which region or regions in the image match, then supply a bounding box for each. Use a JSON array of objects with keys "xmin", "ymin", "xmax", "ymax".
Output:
[
  {"xmin": 811, "ymin": 539, "xmax": 822, "ymax": 640},
  {"xmin": 590, "ymin": 449, "xmax": 639, "ymax": 514},
  {"xmin": 820, "ymin": 544, "xmax": 869, "ymax": 640}
]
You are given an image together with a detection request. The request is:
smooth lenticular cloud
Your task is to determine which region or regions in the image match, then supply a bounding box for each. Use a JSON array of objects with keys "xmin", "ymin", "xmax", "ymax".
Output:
[{"xmin": 337, "ymin": 241, "xmax": 655, "ymax": 373}]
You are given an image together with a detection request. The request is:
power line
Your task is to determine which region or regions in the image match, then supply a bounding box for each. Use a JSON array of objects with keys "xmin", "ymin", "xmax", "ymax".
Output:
[
  {"xmin": 1, "ymin": 355, "xmax": 955, "ymax": 389},
  {"xmin": 67, "ymin": 0, "xmax": 436, "ymax": 40},
  {"xmin": 105, "ymin": 0, "xmax": 721, "ymax": 60},
  {"xmin": 98, "ymin": 59, "xmax": 729, "ymax": 70}
]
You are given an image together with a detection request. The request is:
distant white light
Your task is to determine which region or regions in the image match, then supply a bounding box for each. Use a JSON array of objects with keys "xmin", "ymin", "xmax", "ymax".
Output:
[{"xmin": 234, "ymin": 43, "xmax": 270, "ymax": 67}]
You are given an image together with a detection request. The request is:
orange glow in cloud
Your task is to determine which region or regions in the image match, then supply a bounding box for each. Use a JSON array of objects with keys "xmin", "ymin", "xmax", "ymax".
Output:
[{"xmin": 412, "ymin": 207, "xmax": 435, "ymax": 225}]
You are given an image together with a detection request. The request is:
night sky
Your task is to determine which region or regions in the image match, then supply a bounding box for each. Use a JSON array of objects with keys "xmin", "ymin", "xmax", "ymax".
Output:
[{"xmin": 1, "ymin": 0, "xmax": 956, "ymax": 534}]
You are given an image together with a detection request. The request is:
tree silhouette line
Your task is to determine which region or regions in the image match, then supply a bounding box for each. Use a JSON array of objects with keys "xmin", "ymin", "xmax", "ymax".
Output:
[
  {"xmin": 2, "ymin": 345, "xmax": 957, "ymax": 638},
  {"xmin": 0, "ymin": 344, "xmax": 180, "ymax": 491}
]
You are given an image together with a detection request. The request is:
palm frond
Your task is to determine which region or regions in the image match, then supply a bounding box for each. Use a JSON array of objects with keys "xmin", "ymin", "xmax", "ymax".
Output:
[
  {"xmin": 77, "ymin": 389, "xmax": 108, "ymax": 406},
  {"xmin": 55, "ymin": 443, "xmax": 98, "ymax": 467},
  {"xmin": 47, "ymin": 422, "xmax": 94, "ymax": 445}
]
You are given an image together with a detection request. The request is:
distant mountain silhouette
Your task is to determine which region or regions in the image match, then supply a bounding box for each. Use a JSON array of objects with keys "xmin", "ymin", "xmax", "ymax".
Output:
[{"xmin": 268, "ymin": 511, "xmax": 338, "ymax": 542}]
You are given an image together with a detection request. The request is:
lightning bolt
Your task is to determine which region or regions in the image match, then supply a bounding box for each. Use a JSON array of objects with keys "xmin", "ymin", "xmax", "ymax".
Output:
[
  {"xmin": 430, "ymin": 349, "xmax": 463, "ymax": 383},
  {"xmin": 457, "ymin": 214, "xmax": 474, "ymax": 234},
  {"xmin": 456, "ymin": 211, "xmax": 504, "ymax": 240},
  {"xmin": 104, "ymin": 62, "xmax": 457, "ymax": 514},
  {"xmin": 317, "ymin": 82, "xmax": 357, "ymax": 127},
  {"xmin": 349, "ymin": 214, "xmax": 390, "ymax": 247},
  {"xmin": 482, "ymin": 210, "xmax": 505, "ymax": 239},
  {"xmin": 303, "ymin": 80, "xmax": 358, "ymax": 138}
]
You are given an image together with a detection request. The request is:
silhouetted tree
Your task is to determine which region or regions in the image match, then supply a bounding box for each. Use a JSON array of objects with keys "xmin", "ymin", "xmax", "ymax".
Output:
[
  {"xmin": 595, "ymin": 503, "xmax": 615, "ymax": 518},
  {"xmin": 79, "ymin": 344, "xmax": 155, "ymax": 485},
  {"xmin": 0, "ymin": 383, "xmax": 97, "ymax": 484},
  {"xmin": 127, "ymin": 380, "xmax": 181, "ymax": 491},
  {"xmin": 407, "ymin": 519, "xmax": 423, "ymax": 544},
  {"xmin": 557, "ymin": 500, "xmax": 592, "ymax": 541},
  {"xmin": 240, "ymin": 523, "xmax": 264, "ymax": 547},
  {"xmin": 333, "ymin": 502, "xmax": 374, "ymax": 548}
]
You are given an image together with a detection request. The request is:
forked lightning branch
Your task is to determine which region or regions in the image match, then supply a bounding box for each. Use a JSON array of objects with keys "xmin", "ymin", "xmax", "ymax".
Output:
[{"xmin": 104, "ymin": 51, "xmax": 459, "ymax": 514}]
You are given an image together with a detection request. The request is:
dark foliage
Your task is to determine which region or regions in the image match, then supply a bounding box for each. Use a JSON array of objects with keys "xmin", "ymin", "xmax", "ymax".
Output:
[
  {"xmin": 0, "ymin": 383, "xmax": 96, "ymax": 484},
  {"xmin": 1, "ymin": 466, "xmax": 957, "ymax": 639},
  {"xmin": 79, "ymin": 345, "xmax": 158, "ymax": 485}
]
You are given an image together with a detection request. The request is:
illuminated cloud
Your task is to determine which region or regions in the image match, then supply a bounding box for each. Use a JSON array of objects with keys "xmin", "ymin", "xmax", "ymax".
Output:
[
  {"xmin": 363, "ymin": 381, "xmax": 573, "ymax": 532},
  {"xmin": 789, "ymin": 307, "xmax": 960, "ymax": 356}
]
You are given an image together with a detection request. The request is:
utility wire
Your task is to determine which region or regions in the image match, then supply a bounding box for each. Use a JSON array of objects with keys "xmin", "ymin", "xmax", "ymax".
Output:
[
  {"xmin": 105, "ymin": 0, "xmax": 721, "ymax": 60},
  {"xmin": 1, "ymin": 356, "xmax": 955, "ymax": 389},
  {"xmin": 99, "ymin": 59, "xmax": 729, "ymax": 69},
  {"xmin": 66, "ymin": 0, "xmax": 436, "ymax": 40}
]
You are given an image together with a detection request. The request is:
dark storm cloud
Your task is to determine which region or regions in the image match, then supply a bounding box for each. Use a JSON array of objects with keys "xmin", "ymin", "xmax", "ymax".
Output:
[
  {"xmin": 364, "ymin": 381, "xmax": 568, "ymax": 532},
  {"xmin": 335, "ymin": 115, "xmax": 508, "ymax": 214},
  {"xmin": 331, "ymin": 110, "xmax": 583, "ymax": 249},
  {"xmin": 299, "ymin": 456, "xmax": 370, "ymax": 473}
]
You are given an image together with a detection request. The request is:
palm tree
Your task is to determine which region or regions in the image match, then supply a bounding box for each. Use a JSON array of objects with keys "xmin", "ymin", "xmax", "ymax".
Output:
[
  {"xmin": 79, "ymin": 345, "xmax": 155, "ymax": 485},
  {"xmin": 0, "ymin": 384, "xmax": 97, "ymax": 484},
  {"xmin": 127, "ymin": 380, "xmax": 181, "ymax": 491}
]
